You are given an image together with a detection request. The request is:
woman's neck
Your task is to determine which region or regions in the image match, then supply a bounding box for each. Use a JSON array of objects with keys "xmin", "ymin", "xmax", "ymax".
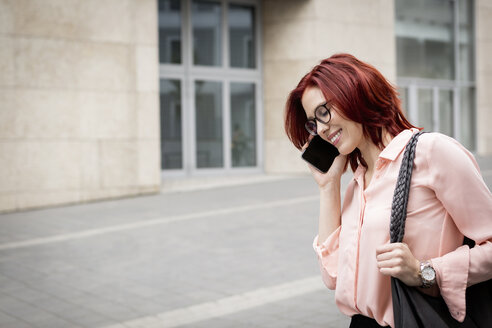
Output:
[{"xmin": 359, "ymin": 130, "xmax": 393, "ymax": 172}]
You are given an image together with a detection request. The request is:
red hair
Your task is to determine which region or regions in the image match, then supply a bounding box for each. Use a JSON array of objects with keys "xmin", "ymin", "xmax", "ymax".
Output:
[{"xmin": 284, "ymin": 53, "xmax": 417, "ymax": 172}]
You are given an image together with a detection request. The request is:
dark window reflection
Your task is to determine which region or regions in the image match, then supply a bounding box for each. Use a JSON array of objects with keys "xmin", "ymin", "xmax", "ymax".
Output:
[
  {"xmin": 192, "ymin": 1, "xmax": 222, "ymax": 66},
  {"xmin": 158, "ymin": 0, "xmax": 182, "ymax": 64},
  {"xmin": 395, "ymin": 0, "xmax": 454, "ymax": 79},
  {"xmin": 231, "ymin": 82, "xmax": 256, "ymax": 167},
  {"xmin": 160, "ymin": 79, "xmax": 182, "ymax": 169},
  {"xmin": 195, "ymin": 81, "xmax": 223, "ymax": 168},
  {"xmin": 229, "ymin": 4, "xmax": 256, "ymax": 69}
]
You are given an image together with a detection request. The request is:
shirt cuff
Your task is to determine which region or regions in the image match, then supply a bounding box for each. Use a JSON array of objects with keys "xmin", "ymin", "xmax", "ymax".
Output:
[
  {"xmin": 313, "ymin": 226, "xmax": 341, "ymax": 258},
  {"xmin": 313, "ymin": 227, "xmax": 341, "ymax": 290},
  {"xmin": 431, "ymin": 245, "xmax": 470, "ymax": 322}
]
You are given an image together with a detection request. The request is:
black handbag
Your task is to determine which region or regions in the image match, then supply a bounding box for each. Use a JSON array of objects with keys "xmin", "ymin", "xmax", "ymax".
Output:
[{"xmin": 389, "ymin": 131, "xmax": 492, "ymax": 328}]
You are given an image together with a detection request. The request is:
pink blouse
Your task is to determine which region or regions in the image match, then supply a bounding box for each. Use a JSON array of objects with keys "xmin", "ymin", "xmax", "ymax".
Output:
[{"xmin": 313, "ymin": 129, "xmax": 492, "ymax": 327}]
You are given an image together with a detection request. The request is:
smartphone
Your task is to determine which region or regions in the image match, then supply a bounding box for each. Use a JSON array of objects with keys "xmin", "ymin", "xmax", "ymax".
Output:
[{"xmin": 301, "ymin": 135, "xmax": 340, "ymax": 173}]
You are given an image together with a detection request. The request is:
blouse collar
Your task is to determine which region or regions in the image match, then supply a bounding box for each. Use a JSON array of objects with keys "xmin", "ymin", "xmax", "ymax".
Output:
[{"xmin": 352, "ymin": 128, "xmax": 420, "ymax": 181}]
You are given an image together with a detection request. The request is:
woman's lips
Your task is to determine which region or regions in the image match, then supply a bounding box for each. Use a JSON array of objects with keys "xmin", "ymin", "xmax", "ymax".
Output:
[{"xmin": 328, "ymin": 129, "xmax": 342, "ymax": 146}]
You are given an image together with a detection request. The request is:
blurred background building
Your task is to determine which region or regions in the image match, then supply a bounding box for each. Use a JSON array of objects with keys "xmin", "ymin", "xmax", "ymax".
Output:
[{"xmin": 1, "ymin": 0, "xmax": 491, "ymax": 212}]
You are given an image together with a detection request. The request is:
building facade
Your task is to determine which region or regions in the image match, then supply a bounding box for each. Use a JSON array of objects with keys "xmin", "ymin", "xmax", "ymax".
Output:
[{"xmin": 1, "ymin": 0, "xmax": 491, "ymax": 212}]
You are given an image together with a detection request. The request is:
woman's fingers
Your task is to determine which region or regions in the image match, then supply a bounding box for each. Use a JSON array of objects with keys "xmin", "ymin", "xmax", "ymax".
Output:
[
  {"xmin": 375, "ymin": 242, "xmax": 421, "ymax": 286},
  {"xmin": 376, "ymin": 251, "xmax": 397, "ymax": 262},
  {"xmin": 377, "ymin": 258, "xmax": 403, "ymax": 268},
  {"xmin": 375, "ymin": 242, "xmax": 402, "ymax": 254},
  {"xmin": 301, "ymin": 135, "xmax": 315, "ymax": 151}
]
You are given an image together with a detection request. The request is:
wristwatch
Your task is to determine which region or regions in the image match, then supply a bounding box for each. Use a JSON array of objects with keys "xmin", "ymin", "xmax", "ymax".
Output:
[{"xmin": 419, "ymin": 261, "xmax": 436, "ymax": 288}]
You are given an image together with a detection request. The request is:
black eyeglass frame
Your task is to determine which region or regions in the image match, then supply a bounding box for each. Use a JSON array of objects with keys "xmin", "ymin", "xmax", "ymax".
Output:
[{"xmin": 304, "ymin": 104, "xmax": 332, "ymax": 136}]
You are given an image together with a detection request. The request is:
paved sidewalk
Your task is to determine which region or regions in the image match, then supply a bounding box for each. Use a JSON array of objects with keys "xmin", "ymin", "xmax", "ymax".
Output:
[
  {"xmin": 0, "ymin": 175, "xmax": 350, "ymax": 328},
  {"xmin": 1, "ymin": 155, "xmax": 491, "ymax": 328}
]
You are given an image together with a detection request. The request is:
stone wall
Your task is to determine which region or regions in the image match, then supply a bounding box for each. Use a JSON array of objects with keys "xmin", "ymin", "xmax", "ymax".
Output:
[
  {"xmin": 0, "ymin": 0, "xmax": 161, "ymax": 212},
  {"xmin": 476, "ymin": 0, "xmax": 492, "ymax": 154}
]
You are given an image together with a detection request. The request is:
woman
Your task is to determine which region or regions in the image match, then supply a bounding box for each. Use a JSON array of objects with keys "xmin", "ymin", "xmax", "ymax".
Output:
[{"xmin": 284, "ymin": 53, "xmax": 492, "ymax": 327}]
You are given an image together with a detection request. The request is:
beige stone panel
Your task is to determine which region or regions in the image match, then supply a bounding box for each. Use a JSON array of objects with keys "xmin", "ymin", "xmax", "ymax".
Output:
[
  {"xmin": 16, "ymin": 37, "xmax": 79, "ymax": 89},
  {"xmin": 263, "ymin": 21, "xmax": 316, "ymax": 61},
  {"xmin": 476, "ymin": 41, "xmax": 492, "ymax": 74},
  {"xmin": 14, "ymin": 0, "xmax": 133, "ymax": 43},
  {"xmin": 75, "ymin": 42, "xmax": 134, "ymax": 91},
  {"xmin": 137, "ymin": 140, "xmax": 161, "ymax": 186},
  {"xmin": 135, "ymin": 0, "xmax": 158, "ymax": 45},
  {"xmin": 0, "ymin": 193, "xmax": 17, "ymax": 213},
  {"xmin": 79, "ymin": 141, "xmax": 100, "ymax": 189},
  {"xmin": 377, "ymin": 62, "xmax": 397, "ymax": 86},
  {"xmin": 264, "ymin": 98, "xmax": 290, "ymax": 140},
  {"xmin": 265, "ymin": 139, "xmax": 308, "ymax": 173},
  {"xmin": 476, "ymin": 71, "xmax": 492, "ymax": 108},
  {"xmin": 78, "ymin": 91, "xmax": 137, "ymax": 139},
  {"xmin": 16, "ymin": 141, "xmax": 81, "ymax": 191},
  {"xmin": 136, "ymin": 45, "xmax": 159, "ymax": 93},
  {"xmin": 100, "ymin": 141, "xmax": 138, "ymax": 188},
  {"xmin": 137, "ymin": 92, "xmax": 160, "ymax": 139},
  {"xmin": 263, "ymin": 59, "xmax": 317, "ymax": 101},
  {"xmin": 0, "ymin": 0, "xmax": 14, "ymax": 34},
  {"xmin": 477, "ymin": 133, "xmax": 492, "ymax": 155},
  {"xmin": 15, "ymin": 38, "xmax": 133, "ymax": 91},
  {"xmin": 16, "ymin": 190, "xmax": 80, "ymax": 211},
  {"xmin": 476, "ymin": 105, "xmax": 490, "ymax": 154},
  {"xmin": 313, "ymin": 21, "xmax": 356, "ymax": 54},
  {"xmin": 0, "ymin": 142, "xmax": 20, "ymax": 192},
  {"xmin": 476, "ymin": 50, "xmax": 492, "ymax": 153},
  {"xmin": 314, "ymin": 21, "xmax": 395, "ymax": 71},
  {"xmin": 15, "ymin": 89, "xmax": 80, "ymax": 139},
  {"xmin": 313, "ymin": 0, "xmax": 392, "ymax": 27},
  {"xmin": 0, "ymin": 90, "xmax": 20, "ymax": 138},
  {"xmin": 263, "ymin": 0, "xmax": 316, "ymax": 23},
  {"xmin": 0, "ymin": 36, "xmax": 14, "ymax": 86},
  {"xmin": 476, "ymin": 5, "xmax": 492, "ymax": 42}
]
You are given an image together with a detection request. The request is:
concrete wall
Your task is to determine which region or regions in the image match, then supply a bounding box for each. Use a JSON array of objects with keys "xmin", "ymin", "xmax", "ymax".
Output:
[
  {"xmin": 262, "ymin": 0, "xmax": 396, "ymax": 173},
  {"xmin": 0, "ymin": 0, "xmax": 161, "ymax": 213},
  {"xmin": 476, "ymin": 0, "xmax": 492, "ymax": 154}
]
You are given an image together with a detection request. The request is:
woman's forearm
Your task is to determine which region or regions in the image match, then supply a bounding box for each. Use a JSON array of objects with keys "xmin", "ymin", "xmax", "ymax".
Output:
[{"xmin": 318, "ymin": 181, "xmax": 342, "ymax": 243}]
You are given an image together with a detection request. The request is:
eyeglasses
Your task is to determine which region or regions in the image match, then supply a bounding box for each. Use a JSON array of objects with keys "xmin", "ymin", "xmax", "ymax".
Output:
[{"xmin": 304, "ymin": 104, "xmax": 332, "ymax": 136}]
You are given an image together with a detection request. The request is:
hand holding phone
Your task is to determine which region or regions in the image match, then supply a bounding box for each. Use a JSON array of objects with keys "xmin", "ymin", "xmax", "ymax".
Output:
[{"xmin": 301, "ymin": 135, "xmax": 340, "ymax": 173}]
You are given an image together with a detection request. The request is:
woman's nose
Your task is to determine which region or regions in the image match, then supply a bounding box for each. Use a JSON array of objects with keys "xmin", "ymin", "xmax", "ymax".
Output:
[{"xmin": 316, "ymin": 120, "xmax": 329, "ymax": 135}]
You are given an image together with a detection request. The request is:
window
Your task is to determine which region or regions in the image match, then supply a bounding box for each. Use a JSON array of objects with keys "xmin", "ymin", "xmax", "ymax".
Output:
[
  {"xmin": 158, "ymin": 0, "xmax": 182, "ymax": 64},
  {"xmin": 160, "ymin": 79, "xmax": 183, "ymax": 169},
  {"xmin": 395, "ymin": 0, "xmax": 475, "ymax": 149},
  {"xmin": 158, "ymin": 0, "xmax": 261, "ymax": 175}
]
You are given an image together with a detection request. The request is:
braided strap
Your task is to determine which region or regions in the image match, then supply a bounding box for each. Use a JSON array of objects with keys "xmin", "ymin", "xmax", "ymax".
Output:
[{"xmin": 390, "ymin": 131, "xmax": 425, "ymax": 243}]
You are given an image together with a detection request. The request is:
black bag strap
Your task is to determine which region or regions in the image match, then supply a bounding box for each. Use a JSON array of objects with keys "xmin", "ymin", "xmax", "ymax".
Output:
[{"xmin": 390, "ymin": 131, "xmax": 425, "ymax": 243}]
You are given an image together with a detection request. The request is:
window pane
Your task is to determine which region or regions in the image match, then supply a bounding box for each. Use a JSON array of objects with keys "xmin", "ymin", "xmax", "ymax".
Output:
[
  {"xmin": 461, "ymin": 87, "xmax": 475, "ymax": 149},
  {"xmin": 439, "ymin": 90, "xmax": 453, "ymax": 135},
  {"xmin": 395, "ymin": 0, "xmax": 454, "ymax": 79},
  {"xmin": 231, "ymin": 83, "xmax": 256, "ymax": 167},
  {"xmin": 195, "ymin": 81, "xmax": 223, "ymax": 168},
  {"xmin": 229, "ymin": 4, "xmax": 255, "ymax": 68},
  {"xmin": 158, "ymin": 0, "xmax": 182, "ymax": 64},
  {"xmin": 192, "ymin": 0, "xmax": 222, "ymax": 66},
  {"xmin": 398, "ymin": 87, "xmax": 408, "ymax": 115},
  {"xmin": 459, "ymin": 0, "xmax": 474, "ymax": 81},
  {"xmin": 160, "ymin": 79, "xmax": 182, "ymax": 169},
  {"xmin": 418, "ymin": 89, "xmax": 433, "ymax": 131}
]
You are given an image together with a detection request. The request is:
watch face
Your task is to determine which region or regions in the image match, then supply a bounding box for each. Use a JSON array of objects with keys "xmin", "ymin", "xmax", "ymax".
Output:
[{"xmin": 422, "ymin": 267, "xmax": 436, "ymax": 281}]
